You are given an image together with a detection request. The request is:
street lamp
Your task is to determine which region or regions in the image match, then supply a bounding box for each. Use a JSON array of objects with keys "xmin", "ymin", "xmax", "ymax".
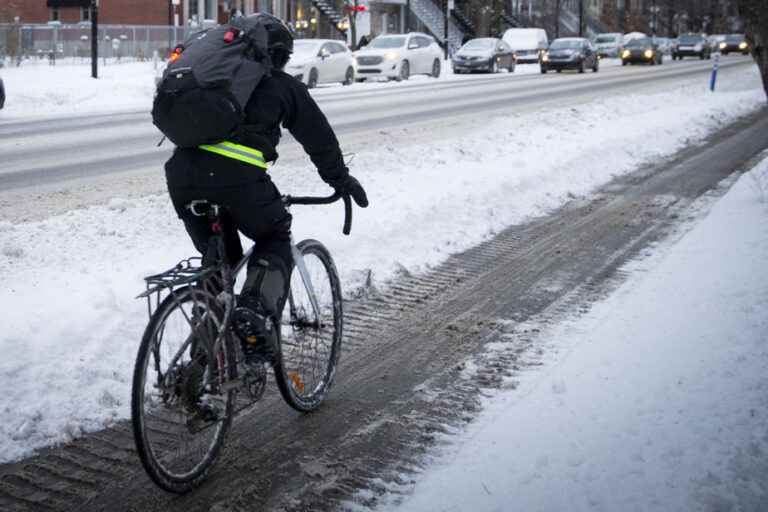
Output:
[{"xmin": 649, "ymin": 2, "xmax": 661, "ymax": 37}]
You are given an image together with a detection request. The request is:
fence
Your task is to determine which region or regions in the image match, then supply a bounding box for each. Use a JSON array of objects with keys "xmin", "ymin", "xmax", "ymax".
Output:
[{"xmin": 0, "ymin": 23, "xmax": 200, "ymax": 66}]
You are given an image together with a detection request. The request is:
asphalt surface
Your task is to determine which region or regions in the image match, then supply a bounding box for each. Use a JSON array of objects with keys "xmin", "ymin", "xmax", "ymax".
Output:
[
  {"xmin": 0, "ymin": 101, "xmax": 765, "ymax": 511},
  {"xmin": 0, "ymin": 56, "xmax": 754, "ymax": 192}
]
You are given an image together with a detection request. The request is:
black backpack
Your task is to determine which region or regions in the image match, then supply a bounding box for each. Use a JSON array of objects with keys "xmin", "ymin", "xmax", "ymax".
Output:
[{"xmin": 152, "ymin": 16, "xmax": 271, "ymax": 148}]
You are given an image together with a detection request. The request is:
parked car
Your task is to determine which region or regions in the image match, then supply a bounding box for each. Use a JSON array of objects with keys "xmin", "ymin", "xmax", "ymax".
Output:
[
  {"xmin": 452, "ymin": 37, "xmax": 515, "ymax": 74},
  {"xmin": 502, "ymin": 28, "xmax": 548, "ymax": 64},
  {"xmin": 594, "ymin": 32, "xmax": 623, "ymax": 58},
  {"xmin": 672, "ymin": 34, "xmax": 711, "ymax": 60},
  {"xmin": 541, "ymin": 37, "xmax": 599, "ymax": 73},
  {"xmin": 653, "ymin": 37, "xmax": 672, "ymax": 55},
  {"xmin": 284, "ymin": 39, "xmax": 356, "ymax": 88},
  {"xmin": 720, "ymin": 34, "xmax": 750, "ymax": 55},
  {"xmin": 0, "ymin": 76, "xmax": 4, "ymax": 110},
  {"xmin": 621, "ymin": 37, "xmax": 663, "ymax": 65},
  {"xmin": 354, "ymin": 32, "xmax": 442, "ymax": 81}
]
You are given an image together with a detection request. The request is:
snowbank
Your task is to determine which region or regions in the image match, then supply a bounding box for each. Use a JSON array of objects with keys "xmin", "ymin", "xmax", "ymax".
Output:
[
  {"xmin": 0, "ymin": 68, "xmax": 764, "ymax": 462},
  {"xmin": 390, "ymin": 155, "xmax": 768, "ymax": 512},
  {"xmin": 0, "ymin": 58, "xmax": 539, "ymax": 120}
]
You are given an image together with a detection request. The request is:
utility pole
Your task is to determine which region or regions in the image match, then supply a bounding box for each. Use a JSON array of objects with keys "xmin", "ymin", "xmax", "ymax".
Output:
[
  {"xmin": 444, "ymin": 0, "xmax": 451, "ymax": 60},
  {"xmin": 578, "ymin": 0, "xmax": 584, "ymax": 37},
  {"xmin": 405, "ymin": 0, "xmax": 410, "ymax": 32},
  {"xmin": 91, "ymin": 0, "xmax": 98, "ymax": 79}
]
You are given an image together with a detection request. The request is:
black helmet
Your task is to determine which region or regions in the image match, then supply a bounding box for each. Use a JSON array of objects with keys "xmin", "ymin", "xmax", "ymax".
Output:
[{"xmin": 240, "ymin": 13, "xmax": 294, "ymax": 69}]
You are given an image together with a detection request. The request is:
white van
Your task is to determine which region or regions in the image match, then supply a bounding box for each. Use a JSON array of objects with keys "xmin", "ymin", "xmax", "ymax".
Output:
[{"xmin": 502, "ymin": 28, "xmax": 548, "ymax": 63}]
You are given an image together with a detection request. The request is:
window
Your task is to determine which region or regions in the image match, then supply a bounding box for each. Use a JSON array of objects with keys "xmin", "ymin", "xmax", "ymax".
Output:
[
  {"xmin": 49, "ymin": 8, "xmax": 60, "ymax": 22},
  {"xmin": 81, "ymin": 7, "xmax": 91, "ymax": 22},
  {"xmin": 331, "ymin": 42, "xmax": 347, "ymax": 54}
]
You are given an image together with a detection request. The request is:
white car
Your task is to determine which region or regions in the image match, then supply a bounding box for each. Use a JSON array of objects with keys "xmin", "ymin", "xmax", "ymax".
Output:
[
  {"xmin": 502, "ymin": 28, "xmax": 548, "ymax": 63},
  {"xmin": 355, "ymin": 32, "xmax": 443, "ymax": 81},
  {"xmin": 285, "ymin": 39, "xmax": 356, "ymax": 88}
]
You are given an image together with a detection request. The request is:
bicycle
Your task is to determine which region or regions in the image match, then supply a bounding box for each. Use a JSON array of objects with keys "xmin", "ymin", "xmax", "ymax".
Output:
[{"xmin": 131, "ymin": 192, "xmax": 352, "ymax": 493}]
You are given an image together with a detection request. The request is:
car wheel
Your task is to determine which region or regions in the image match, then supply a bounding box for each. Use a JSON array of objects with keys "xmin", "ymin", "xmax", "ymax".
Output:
[
  {"xmin": 622, "ymin": 60, "xmax": 628, "ymax": 66},
  {"xmin": 593, "ymin": 59, "xmax": 599, "ymax": 72},
  {"xmin": 509, "ymin": 61, "xmax": 515, "ymax": 73},
  {"xmin": 343, "ymin": 66, "xmax": 354, "ymax": 86},
  {"xmin": 540, "ymin": 66, "xmax": 548, "ymax": 74},
  {"xmin": 490, "ymin": 59, "xmax": 498, "ymax": 74},
  {"xmin": 307, "ymin": 68, "xmax": 319, "ymax": 89},
  {"xmin": 578, "ymin": 60, "xmax": 585, "ymax": 73},
  {"xmin": 431, "ymin": 59, "xmax": 441, "ymax": 78},
  {"xmin": 397, "ymin": 60, "xmax": 410, "ymax": 81}
]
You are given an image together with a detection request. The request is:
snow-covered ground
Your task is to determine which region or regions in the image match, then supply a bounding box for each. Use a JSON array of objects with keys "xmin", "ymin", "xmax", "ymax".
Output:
[
  {"xmin": 0, "ymin": 66, "xmax": 764, "ymax": 462},
  {"xmin": 386, "ymin": 155, "xmax": 768, "ymax": 512},
  {"xmin": 0, "ymin": 58, "xmax": 549, "ymax": 120}
]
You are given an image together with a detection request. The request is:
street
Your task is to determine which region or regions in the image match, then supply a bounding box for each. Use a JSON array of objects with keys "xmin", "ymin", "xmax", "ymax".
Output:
[{"xmin": 0, "ymin": 54, "xmax": 766, "ymax": 510}]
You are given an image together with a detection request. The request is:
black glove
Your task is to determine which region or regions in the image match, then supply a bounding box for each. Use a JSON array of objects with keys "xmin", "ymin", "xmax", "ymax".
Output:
[{"xmin": 330, "ymin": 175, "xmax": 369, "ymax": 208}]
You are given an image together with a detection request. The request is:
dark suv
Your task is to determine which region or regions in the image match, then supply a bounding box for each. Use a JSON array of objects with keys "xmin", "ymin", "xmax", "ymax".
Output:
[{"xmin": 672, "ymin": 34, "xmax": 711, "ymax": 60}]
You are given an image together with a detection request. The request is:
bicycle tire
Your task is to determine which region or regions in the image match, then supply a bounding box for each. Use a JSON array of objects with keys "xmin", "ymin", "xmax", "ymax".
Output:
[
  {"xmin": 131, "ymin": 286, "xmax": 235, "ymax": 493},
  {"xmin": 275, "ymin": 239, "xmax": 343, "ymax": 412}
]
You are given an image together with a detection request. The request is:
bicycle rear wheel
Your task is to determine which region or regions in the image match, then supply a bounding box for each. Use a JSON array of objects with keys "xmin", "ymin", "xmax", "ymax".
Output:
[
  {"xmin": 131, "ymin": 286, "xmax": 235, "ymax": 493},
  {"xmin": 275, "ymin": 239, "xmax": 343, "ymax": 412}
]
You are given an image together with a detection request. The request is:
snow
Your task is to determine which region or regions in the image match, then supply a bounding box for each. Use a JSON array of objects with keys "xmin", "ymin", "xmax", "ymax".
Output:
[
  {"xmin": 0, "ymin": 64, "xmax": 765, "ymax": 463},
  {"xmin": 0, "ymin": 58, "xmax": 540, "ymax": 120},
  {"xmin": 385, "ymin": 157, "xmax": 768, "ymax": 512}
]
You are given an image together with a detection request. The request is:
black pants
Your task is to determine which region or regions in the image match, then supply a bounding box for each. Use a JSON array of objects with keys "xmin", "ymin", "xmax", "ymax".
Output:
[{"xmin": 165, "ymin": 148, "xmax": 293, "ymax": 315}]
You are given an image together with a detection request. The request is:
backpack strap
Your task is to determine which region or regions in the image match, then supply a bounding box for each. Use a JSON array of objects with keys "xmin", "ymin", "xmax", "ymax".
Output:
[{"xmin": 199, "ymin": 141, "xmax": 269, "ymax": 169}]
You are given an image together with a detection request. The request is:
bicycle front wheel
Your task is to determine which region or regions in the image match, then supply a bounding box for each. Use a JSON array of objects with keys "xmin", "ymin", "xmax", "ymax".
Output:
[
  {"xmin": 276, "ymin": 239, "xmax": 343, "ymax": 412},
  {"xmin": 131, "ymin": 286, "xmax": 235, "ymax": 493}
]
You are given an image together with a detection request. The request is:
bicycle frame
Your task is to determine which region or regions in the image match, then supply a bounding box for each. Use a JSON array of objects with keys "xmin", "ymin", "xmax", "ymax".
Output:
[{"xmin": 139, "ymin": 192, "xmax": 351, "ymax": 393}]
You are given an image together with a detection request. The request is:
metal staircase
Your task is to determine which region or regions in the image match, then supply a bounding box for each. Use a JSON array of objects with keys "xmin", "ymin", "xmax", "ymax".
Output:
[
  {"xmin": 451, "ymin": 8, "xmax": 475, "ymax": 38},
  {"xmin": 499, "ymin": 13, "xmax": 525, "ymax": 29},
  {"xmin": 408, "ymin": 0, "xmax": 465, "ymax": 49},
  {"xmin": 312, "ymin": 0, "xmax": 348, "ymax": 36}
]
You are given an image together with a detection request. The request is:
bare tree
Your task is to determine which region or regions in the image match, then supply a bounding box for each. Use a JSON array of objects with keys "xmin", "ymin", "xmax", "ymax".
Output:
[{"xmin": 737, "ymin": 0, "xmax": 768, "ymax": 101}]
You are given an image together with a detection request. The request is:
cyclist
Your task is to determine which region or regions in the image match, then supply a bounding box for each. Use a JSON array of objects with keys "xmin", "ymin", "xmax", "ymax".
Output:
[{"xmin": 164, "ymin": 13, "xmax": 368, "ymax": 363}]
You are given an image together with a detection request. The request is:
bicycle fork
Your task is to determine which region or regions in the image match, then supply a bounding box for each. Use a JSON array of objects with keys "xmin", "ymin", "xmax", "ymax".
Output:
[{"xmin": 291, "ymin": 236, "xmax": 322, "ymax": 323}]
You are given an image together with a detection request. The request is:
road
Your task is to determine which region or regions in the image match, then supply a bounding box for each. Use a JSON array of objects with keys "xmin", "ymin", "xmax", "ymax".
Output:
[
  {"xmin": 0, "ymin": 77, "xmax": 766, "ymax": 510},
  {"xmin": 0, "ymin": 57, "xmax": 753, "ymax": 196}
]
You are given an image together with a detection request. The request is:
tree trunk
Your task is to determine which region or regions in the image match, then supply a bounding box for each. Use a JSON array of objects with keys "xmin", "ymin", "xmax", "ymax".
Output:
[{"xmin": 737, "ymin": 0, "xmax": 768, "ymax": 102}]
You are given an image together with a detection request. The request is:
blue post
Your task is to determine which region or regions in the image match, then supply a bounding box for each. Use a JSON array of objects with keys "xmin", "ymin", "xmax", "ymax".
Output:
[{"xmin": 710, "ymin": 52, "xmax": 720, "ymax": 92}]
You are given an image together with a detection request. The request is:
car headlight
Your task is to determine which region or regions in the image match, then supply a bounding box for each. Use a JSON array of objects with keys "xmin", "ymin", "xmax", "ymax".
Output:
[
  {"xmin": 694, "ymin": 44, "xmax": 702, "ymax": 51},
  {"xmin": 719, "ymin": 42, "xmax": 727, "ymax": 49},
  {"xmin": 739, "ymin": 41, "xmax": 748, "ymax": 49},
  {"xmin": 644, "ymin": 49, "xmax": 654, "ymax": 59},
  {"xmin": 384, "ymin": 51, "xmax": 399, "ymax": 61},
  {"xmin": 622, "ymin": 49, "xmax": 630, "ymax": 59},
  {"xmin": 541, "ymin": 53, "xmax": 549, "ymax": 62}
]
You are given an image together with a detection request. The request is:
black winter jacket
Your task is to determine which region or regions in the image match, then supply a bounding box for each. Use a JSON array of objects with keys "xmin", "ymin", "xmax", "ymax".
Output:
[{"xmin": 235, "ymin": 69, "xmax": 347, "ymax": 184}]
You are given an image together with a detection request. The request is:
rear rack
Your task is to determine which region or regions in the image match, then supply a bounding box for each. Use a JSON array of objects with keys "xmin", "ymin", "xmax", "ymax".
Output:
[{"xmin": 137, "ymin": 257, "xmax": 220, "ymax": 298}]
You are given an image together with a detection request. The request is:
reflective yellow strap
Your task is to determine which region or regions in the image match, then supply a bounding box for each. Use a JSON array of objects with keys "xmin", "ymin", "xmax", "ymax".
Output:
[{"xmin": 198, "ymin": 141, "xmax": 268, "ymax": 169}]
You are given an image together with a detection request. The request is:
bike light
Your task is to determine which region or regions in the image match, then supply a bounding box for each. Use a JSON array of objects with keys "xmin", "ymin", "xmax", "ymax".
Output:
[
  {"xmin": 542, "ymin": 53, "xmax": 549, "ymax": 62},
  {"xmin": 169, "ymin": 45, "xmax": 183, "ymax": 63}
]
